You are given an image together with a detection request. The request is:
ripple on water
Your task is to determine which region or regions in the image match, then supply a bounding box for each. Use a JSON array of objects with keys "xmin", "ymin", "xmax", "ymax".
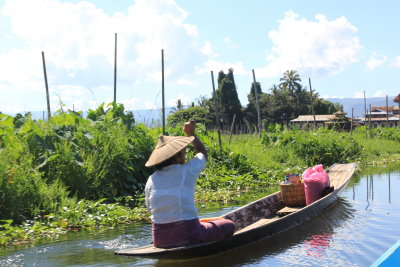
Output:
[{"xmin": 1, "ymin": 168, "xmax": 400, "ymax": 267}]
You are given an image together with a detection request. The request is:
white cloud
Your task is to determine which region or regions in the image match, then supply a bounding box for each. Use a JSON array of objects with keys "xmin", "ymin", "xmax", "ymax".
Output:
[
  {"xmin": 119, "ymin": 97, "xmax": 142, "ymax": 110},
  {"xmin": 353, "ymin": 91, "xmax": 365, "ymax": 98},
  {"xmin": 146, "ymin": 67, "xmax": 172, "ymax": 82},
  {"xmin": 167, "ymin": 93, "xmax": 191, "ymax": 107},
  {"xmin": 69, "ymin": 98, "xmax": 98, "ymax": 111},
  {"xmin": 57, "ymin": 85, "xmax": 87, "ymax": 98},
  {"xmin": 366, "ymin": 54, "xmax": 387, "ymax": 71},
  {"xmin": 257, "ymin": 11, "xmax": 361, "ymax": 78},
  {"xmin": 0, "ymin": 49, "xmax": 44, "ymax": 91},
  {"xmin": 373, "ymin": 90, "xmax": 385, "ymax": 97},
  {"xmin": 201, "ymin": 41, "xmax": 217, "ymax": 56},
  {"xmin": 353, "ymin": 90, "xmax": 387, "ymax": 98},
  {"xmin": 0, "ymin": 102, "xmax": 26, "ymax": 113},
  {"xmin": 0, "ymin": 0, "xmax": 212, "ymax": 112},
  {"xmin": 145, "ymin": 101, "xmax": 158, "ymax": 109},
  {"xmin": 176, "ymin": 78, "xmax": 196, "ymax": 86},
  {"xmin": 322, "ymin": 95, "xmax": 341, "ymax": 99},
  {"xmin": 223, "ymin": 37, "xmax": 238, "ymax": 50},
  {"xmin": 392, "ymin": 56, "xmax": 400, "ymax": 67},
  {"xmin": 196, "ymin": 60, "xmax": 246, "ymax": 75}
]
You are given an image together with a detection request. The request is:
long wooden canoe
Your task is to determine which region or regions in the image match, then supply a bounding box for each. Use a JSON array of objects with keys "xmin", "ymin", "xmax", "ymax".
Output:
[{"xmin": 115, "ymin": 163, "xmax": 357, "ymax": 258}]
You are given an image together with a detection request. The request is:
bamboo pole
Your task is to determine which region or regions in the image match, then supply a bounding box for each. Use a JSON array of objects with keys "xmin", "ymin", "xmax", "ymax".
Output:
[
  {"xmin": 41, "ymin": 51, "xmax": 51, "ymax": 120},
  {"xmin": 229, "ymin": 114, "xmax": 236, "ymax": 144},
  {"xmin": 211, "ymin": 71, "xmax": 222, "ymax": 154},
  {"xmin": 369, "ymin": 104, "xmax": 372, "ymax": 138},
  {"xmin": 364, "ymin": 91, "xmax": 367, "ymax": 138},
  {"xmin": 252, "ymin": 69, "xmax": 262, "ymax": 137},
  {"xmin": 386, "ymin": 95, "xmax": 389, "ymax": 127},
  {"xmin": 351, "ymin": 107, "xmax": 354, "ymax": 136},
  {"xmin": 161, "ymin": 49, "xmax": 165, "ymax": 135},
  {"xmin": 308, "ymin": 78, "xmax": 316, "ymax": 129},
  {"xmin": 114, "ymin": 33, "xmax": 117, "ymax": 103},
  {"xmin": 389, "ymin": 171, "xmax": 391, "ymax": 203}
]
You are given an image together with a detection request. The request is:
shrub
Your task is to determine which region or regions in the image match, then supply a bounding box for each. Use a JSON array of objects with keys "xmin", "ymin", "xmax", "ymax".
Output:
[
  {"xmin": 0, "ymin": 105, "xmax": 154, "ymax": 222},
  {"xmin": 262, "ymin": 125, "xmax": 363, "ymax": 166}
]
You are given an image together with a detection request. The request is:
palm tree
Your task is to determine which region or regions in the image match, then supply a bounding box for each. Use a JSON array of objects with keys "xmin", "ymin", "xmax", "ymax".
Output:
[
  {"xmin": 176, "ymin": 99, "xmax": 184, "ymax": 110},
  {"xmin": 279, "ymin": 70, "xmax": 302, "ymax": 93},
  {"xmin": 171, "ymin": 99, "xmax": 184, "ymax": 113},
  {"xmin": 279, "ymin": 70, "xmax": 306, "ymax": 117}
]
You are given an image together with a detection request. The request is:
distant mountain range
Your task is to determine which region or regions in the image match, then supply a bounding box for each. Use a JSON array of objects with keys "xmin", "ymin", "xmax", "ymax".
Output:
[
  {"xmin": 326, "ymin": 96, "xmax": 398, "ymax": 118},
  {"xmin": 4, "ymin": 97, "xmax": 398, "ymax": 124}
]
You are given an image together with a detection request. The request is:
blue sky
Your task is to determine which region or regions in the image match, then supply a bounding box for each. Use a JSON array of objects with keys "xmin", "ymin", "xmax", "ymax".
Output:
[{"xmin": 1, "ymin": 0, "xmax": 399, "ymax": 113}]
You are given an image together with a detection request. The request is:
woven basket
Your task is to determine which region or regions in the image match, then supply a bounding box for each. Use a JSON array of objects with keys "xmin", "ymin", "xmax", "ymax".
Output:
[{"xmin": 279, "ymin": 182, "xmax": 306, "ymax": 207}]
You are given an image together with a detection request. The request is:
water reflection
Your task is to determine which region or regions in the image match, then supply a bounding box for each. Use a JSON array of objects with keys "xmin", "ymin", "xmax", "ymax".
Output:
[
  {"xmin": 1, "ymin": 166, "xmax": 400, "ymax": 266},
  {"xmin": 366, "ymin": 175, "xmax": 371, "ymax": 211},
  {"xmin": 304, "ymin": 234, "xmax": 332, "ymax": 258},
  {"xmin": 389, "ymin": 172, "xmax": 391, "ymax": 203},
  {"xmin": 142, "ymin": 198, "xmax": 356, "ymax": 267}
]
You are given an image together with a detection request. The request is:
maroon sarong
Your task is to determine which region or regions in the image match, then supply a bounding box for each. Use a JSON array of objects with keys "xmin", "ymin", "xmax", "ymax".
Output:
[{"xmin": 152, "ymin": 218, "xmax": 235, "ymax": 248}]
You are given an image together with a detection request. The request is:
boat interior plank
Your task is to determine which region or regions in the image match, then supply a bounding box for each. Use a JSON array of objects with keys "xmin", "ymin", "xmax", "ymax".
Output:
[
  {"xmin": 234, "ymin": 216, "xmax": 280, "ymax": 234},
  {"xmin": 277, "ymin": 206, "xmax": 303, "ymax": 217}
]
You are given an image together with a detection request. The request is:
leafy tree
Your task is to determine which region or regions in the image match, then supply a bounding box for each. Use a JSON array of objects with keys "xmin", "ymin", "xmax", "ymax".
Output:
[
  {"xmin": 176, "ymin": 99, "xmax": 184, "ymax": 110},
  {"xmin": 87, "ymin": 102, "xmax": 135, "ymax": 130},
  {"xmin": 279, "ymin": 70, "xmax": 310, "ymax": 118},
  {"xmin": 214, "ymin": 68, "xmax": 243, "ymax": 126},
  {"xmin": 196, "ymin": 95, "xmax": 209, "ymax": 109},
  {"xmin": 279, "ymin": 70, "xmax": 302, "ymax": 92},
  {"xmin": 171, "ymin": 99, "xmax": 184, "ymax": 113},
  {"xmin": 243, "ymin": 82, "xmax": 265, "ymax": 125},
  {"xmin": 243, "ymin": 69, "xmax": 345, "ymax": 127},
  {"xmin": 292, "ymin": 86, "xmax": 311, "ymax": 117},
  {"xmin": 167, "ymin": 106, "xmax": 211, "ymax": 127},
  {"xmin": 268, "ymin": 84, "xmax": 295, "ymax": 123},
  {"xmin": 313, "ymin": 99, "xmax": 341, "ymax": 114}
]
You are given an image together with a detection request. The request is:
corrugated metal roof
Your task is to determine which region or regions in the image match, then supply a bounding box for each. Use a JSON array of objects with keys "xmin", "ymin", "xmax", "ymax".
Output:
[
  {"xmin": 367, "ymin": 116, "xmax": 399, "ymax": 121},
  {"xmin": 372, "ymin": 106, "xmax": 395, "ymax": 112},
  {"xmin": 369, "ymin": 111, "xmax": 388, "ymax": 115},
  {"xmin": 290, "ymin": 115, "xmax": 336, "ymax": 122}
]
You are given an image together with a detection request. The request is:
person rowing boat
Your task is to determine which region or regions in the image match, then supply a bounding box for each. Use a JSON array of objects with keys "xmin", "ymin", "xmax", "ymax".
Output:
[{"xmin": 144, "ymin": 120, "xmax": 235, "ymax": 248}]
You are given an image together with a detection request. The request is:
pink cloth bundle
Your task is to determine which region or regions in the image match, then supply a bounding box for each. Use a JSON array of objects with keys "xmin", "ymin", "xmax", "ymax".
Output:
[{"xmin": 302, "ymin": 164, "xmax": 330, "ymax": 205}]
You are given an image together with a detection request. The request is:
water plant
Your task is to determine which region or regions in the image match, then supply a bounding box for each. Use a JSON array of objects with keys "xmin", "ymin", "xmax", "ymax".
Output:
[{"xmin": 2, "ymin": 105, "xmax": 400, "ymax": 247}]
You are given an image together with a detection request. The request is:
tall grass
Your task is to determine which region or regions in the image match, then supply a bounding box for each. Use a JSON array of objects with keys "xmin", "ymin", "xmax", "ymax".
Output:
[
  {"xmin": 2, "ymin": 107, "xmax": 400, "ymax": 246},
  {"xmin": 1, "ymin": 103, "xmax": 154, "ymax": 223},
  {"xmin": 352, "ymin": 126, "xmax": 400, "ymax": 157},
  {"xmin": 224, "ymin": 125, "xmax": 400, "ymax": 169}
]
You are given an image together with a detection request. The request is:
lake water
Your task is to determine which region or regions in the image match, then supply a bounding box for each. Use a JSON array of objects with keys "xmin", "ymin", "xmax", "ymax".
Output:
[{"xmin": 1, "ymin": 164, "xmax": 400, "ymax": 266}]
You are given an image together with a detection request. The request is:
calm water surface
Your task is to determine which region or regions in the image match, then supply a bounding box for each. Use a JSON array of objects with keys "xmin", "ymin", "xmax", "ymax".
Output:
[{"xmin": 1, "ymin": 164, "xmax": 400, "ymax": 266}]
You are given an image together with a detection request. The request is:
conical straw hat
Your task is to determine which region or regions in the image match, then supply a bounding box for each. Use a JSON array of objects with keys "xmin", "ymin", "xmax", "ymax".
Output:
[{"xmin": 145, "ymin": 135, "xmax": 195, "ymax": 167}]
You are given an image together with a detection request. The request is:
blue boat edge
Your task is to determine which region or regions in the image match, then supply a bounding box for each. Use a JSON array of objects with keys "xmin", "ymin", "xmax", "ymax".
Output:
[{"xmin": 371, "ymin": 240, "xmax": 400, "ymax": 267}]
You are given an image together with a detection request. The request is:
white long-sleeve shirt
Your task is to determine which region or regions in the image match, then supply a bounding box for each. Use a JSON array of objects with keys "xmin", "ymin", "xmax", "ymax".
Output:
[{"xmin": 145, "ymin": 153, "xmax": 206, "ymax": 224}]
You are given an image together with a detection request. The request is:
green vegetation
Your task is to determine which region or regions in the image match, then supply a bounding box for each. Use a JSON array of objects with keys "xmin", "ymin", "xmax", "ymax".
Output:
[
  {"xmin": 1, "ymin": 102, "xmax": 400, "ymax": 247},
  {"xmin": 170, "ymin": 69, "xmax": 341, "ymax": 129},
  {"xmin": 167, "ymin": 106, "xmax": 212, "ymax": 127},
  {"xmin": 0, "ymin": 104, "xmax": 154, "ymax": 245},
  {"xmin": 261, "ymin": 125, "xmax": 362, "ymax": 166},
  {"xmin": 226, "ymin": 126, "xmax": 400, "ymax": 169}
]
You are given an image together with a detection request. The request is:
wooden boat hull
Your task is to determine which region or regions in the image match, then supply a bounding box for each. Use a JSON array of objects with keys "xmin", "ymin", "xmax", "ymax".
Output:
[{"xmin": 115, "ymin": 163, "xmax": 357, "ymax": 258}]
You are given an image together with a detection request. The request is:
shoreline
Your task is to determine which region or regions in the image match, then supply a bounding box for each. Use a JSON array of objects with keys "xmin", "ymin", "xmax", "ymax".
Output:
[{"xmin": 2, "ymin": 153, "xmax": 399, "ymax": 248}]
